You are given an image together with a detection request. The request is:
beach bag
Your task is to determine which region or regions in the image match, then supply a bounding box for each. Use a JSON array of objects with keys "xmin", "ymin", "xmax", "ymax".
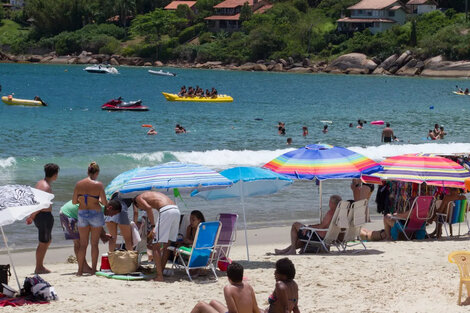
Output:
[
  {"xmin": 0, "ymin": 265, "xmax": 11, "ymax": 292},
  {"xmin": 108, "ymin": 250, "xmax": 138, "ymax": 274},
  {"xmin": 22, "ymin": 275, "xmax": 58, "ymax": 301}
]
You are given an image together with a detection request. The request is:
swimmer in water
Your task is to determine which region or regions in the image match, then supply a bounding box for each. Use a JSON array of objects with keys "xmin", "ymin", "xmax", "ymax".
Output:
[
  {"xmin": 322, "ymin": 125, "xmax": 328, "ymax": 133},
  {"xmin": 147, "ymin": 128, "xmax": 157, "ymax": 135},
  {"xmin": 286, "ymin": 138, "xmax": 292, "ymax": 145},
  {"xmin": 302, "ymin": 126, "xmax": 308, "ymax": 137}
]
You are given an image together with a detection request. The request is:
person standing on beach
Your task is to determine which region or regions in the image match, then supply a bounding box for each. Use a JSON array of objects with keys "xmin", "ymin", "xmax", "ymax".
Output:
[
  {"xmin": 381, "ymin": 123, "xmax": 394, "ymax": 142},
  {"xmin": 72, "ymin": 162, "xmax": 107, "ymax": 276},
  {"xmin": 26, "ymin": 163, "xmax": 59, "ymax": 274},
  {"xmin": 133, "ymin": 191, "xmax": 181, "ymax": 282}
]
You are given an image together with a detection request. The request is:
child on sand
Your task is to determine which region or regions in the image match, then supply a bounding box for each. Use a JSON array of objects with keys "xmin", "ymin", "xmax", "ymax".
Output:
[
  {"xmin": 191, "ymin": 262, "xmax": 260, "ymax": 313},
  {"xmin": 264, "ymin": 258, "xmax": 300, "ymax": 313}
]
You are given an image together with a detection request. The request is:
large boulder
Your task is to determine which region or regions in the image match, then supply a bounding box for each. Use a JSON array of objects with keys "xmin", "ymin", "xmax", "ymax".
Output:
[
  {"xmin": 421, "ymin": 56, "xmax": 470, "ymax": 78},
  {"xmin": 110, "ymin": 58, "xmax": 120, "ymax": 66},
  {"xmin": 48, "ymin": 56, "xmax": 71, "ymax": 64},
  {"xmin": 239, "ymin": 62, "xmax": 256, "ymax": 71},
  {"xmin": 67, "ymin": 57, "xmax": 77, "ymax": 64},
  {"xmin": 272, "ymin": 63, "xmax": 283, "ymax": 72},
  {"xmin": 278, "ymin": 58, "xmax": 288, "ymax": 67},
  {"xmin": 39, "ymin": 56, "xmax": 54, "ymax": 63},
  {"xmin": 154, "ymin": 60, "xmax": 164, "ymax": 67},
  {"xmin": 372, "ymin": 54, "xmax": 398, "ymax": 74},
  {"xmin": 77, "ymin": 56, "xmax": 92, "ymax": 64},
  {"xmin": 395, "ymin": 58, "xmax": 422, "ymax": 76},
  {"xmin": 28, "ymin": 55, "xmax": 43, "ymax": 63},
  {"xmin": 326, "ymin": 53, "xmax": 377, "ymax": 74},
  {"xmin": 288, "ymin": 67, "xmax": 312, "ymax": 73},
  {"xmin": 388, "ymin": 51, "xmax": 412, "ymax": 73},
  {"xmin": 253, "ymin": 63, "xmax": 267, "ymax": 71}
]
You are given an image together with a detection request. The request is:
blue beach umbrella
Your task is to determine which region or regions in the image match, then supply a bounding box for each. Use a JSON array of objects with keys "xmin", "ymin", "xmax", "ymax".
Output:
[
  {"xmin": 117, "ymin": 162, "xmax": 233, "ymax": 198},
  {"xmin": 191, "ymin": 166, "xmax": 293, "ymax": 260},
  {"xmin": 105, "ymin": 167, "xmax": 147, "ymax": 199}
]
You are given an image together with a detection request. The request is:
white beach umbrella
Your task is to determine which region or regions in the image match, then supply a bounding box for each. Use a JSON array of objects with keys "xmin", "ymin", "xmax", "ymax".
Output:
[{"xmin": 0, "ymin": 185, "xmax": 54, "ymax": 290}]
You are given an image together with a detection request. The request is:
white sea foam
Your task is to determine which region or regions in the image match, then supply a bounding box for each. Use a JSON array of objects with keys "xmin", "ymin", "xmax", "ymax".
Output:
[
  {"xmin": 348, "ymin": 143, "xmax": 470, "ymax": 161},
  {"xmin": 0, "ymin": 157, "xmax": 16, "ymax": 169}
]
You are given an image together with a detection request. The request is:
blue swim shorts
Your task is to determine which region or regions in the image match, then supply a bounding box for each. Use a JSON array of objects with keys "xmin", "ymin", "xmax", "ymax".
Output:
[{"xmin": 78, "ymin": 210, "xmax": 105, "ymax": 228}]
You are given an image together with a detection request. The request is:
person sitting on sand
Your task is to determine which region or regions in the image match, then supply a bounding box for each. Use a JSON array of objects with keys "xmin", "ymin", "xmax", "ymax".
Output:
[
  {"xmin": 183, "ymin": 210, "xmax": 205, "ymax": 246},
  {"xmin": 191, "ymin": 262, "xmax": 260, "ymax": 313},
  {"xmin": 274, "ymin": 195, "xmax": 342, "ymax": 255},
  {"xmin": 428, "ymin": 188, "xmax": 466, "ymax": 238},
  {"xmin": 147, "ymin": 128, "xmax": 157, "ymax": 135},
  {"xmin": 263, "ymin": 258, "xmax": 299, "ymax": 313}
]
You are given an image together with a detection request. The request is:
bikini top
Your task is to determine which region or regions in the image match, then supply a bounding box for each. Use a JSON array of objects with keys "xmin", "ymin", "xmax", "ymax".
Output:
[
  {"xmin": 78, "ymin": 194, "xmax": 100, "ymax": 205},
  {"xmin": 268, "ymin": 293, "xmax": 297, "ymax": 306}
]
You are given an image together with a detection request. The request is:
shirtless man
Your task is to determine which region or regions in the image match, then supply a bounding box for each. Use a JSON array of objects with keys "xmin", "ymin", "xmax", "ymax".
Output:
[
  {"xmin": 191, "ymin": 262, "xmax": 260, "ymax": 313},
  {"xmin": 133, "ymin": 191, "xmax": 180, "ymax": 281},
  {"xmin": 26, "ymin": 163, "xmax": 60, "ymax": 274},
  {"xmin": 350, "ymin": 178, "xmax": 374, "ymax": 202},
  {"xmin": 381, "ymin": 123, "xmax": 394, "ymax": 143},
  {"xmin": 274, "ymin": 195, "xmax": 342, "ymax": 255}
]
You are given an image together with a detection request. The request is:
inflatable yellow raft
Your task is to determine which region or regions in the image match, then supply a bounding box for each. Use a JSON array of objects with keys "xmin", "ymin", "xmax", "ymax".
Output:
[
  {"xmin": 1, "ymin": 96, "xmax": 46, "ymax": 106},
  {"xmin": 162, "ymin": 92, "xmax": 233, "ymax": 102},
  {"xmin": 453, "ymin": 91, "xmax": 470, "ymax": 96}
]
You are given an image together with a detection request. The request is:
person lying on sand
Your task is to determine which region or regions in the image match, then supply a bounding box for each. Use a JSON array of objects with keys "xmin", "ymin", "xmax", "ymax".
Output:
[
  {"xmin": 274, "ymin": 195, "xmax": 342, "ymax": 255},
  {"xmin": 191, "ymin": 262, "xmax": 260, "ymax": 313}
]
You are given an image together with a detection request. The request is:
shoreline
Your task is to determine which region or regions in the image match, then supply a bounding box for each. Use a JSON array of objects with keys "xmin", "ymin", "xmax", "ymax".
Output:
[
  {"xmin": 1, "ymin": 50, "xmax": 470, "ymax": 79},
  {"xmin": 1, "ymin": 223, "xmax": 470, "ymax": 312}
]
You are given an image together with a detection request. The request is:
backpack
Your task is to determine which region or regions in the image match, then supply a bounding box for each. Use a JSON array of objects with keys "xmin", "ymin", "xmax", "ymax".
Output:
[{"xmin": 22, "ymin": 275, "xmax": 58, "ymax": 301}]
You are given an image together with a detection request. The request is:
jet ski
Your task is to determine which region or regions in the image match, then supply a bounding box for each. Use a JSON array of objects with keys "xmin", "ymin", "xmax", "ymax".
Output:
[{"xmin": 101, "ymin": 98, "xmax": 149, "ymax": 111}]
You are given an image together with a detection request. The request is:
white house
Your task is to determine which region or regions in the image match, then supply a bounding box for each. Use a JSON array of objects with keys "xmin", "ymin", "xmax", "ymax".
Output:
[
  {"xmin": 337, "ymin": 0, "xmax": 407, "ymax": 34},
  {"xmin": 406, "ymin": 0, "xmax": 437, "ymax": 15}
]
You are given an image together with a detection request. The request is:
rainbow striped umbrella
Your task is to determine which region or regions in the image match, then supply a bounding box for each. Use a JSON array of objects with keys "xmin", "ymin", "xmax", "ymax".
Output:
[
  {"xmin": 263, "ymin": 144, "xmax": 382, "ymax": 217},
  {"xmin": 263, "ymin": 144, "xmax": 382, "ymax": 180},
  {"xmin": 371, "ymin": 154, "xmax": 470, "ymax": 188}
]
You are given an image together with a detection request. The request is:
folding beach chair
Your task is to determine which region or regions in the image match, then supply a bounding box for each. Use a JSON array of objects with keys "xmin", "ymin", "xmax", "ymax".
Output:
[
  {"xmin": 170, "ymin": 221, "xmax": 221, "ymax": 282},
  {"xmin": 300, "ymin": 200, "xmax": 350, "ymax": 253},
  {"xmin": 341, "ymin": 199, "xmax": 368, "ymax": 252},
  {"xmin": 215, "ymin": 213, "xmax": 238, "ymax": 267},
  {"xmin": 448, "ymin": 251, "xmax": 470, "ymax": 305},
  {"xmin": 391, "ymin": 196, "xmax": 434, "ymax": 240},
  {"xmin": 437, "ymin": 200, "xmax": 469, "ymax": 238}
]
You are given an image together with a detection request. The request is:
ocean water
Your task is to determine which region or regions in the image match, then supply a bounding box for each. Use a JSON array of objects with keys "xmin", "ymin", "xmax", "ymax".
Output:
[{"xmin": 1, "ymin": 63, "xmax": 470, "ymax": 249}]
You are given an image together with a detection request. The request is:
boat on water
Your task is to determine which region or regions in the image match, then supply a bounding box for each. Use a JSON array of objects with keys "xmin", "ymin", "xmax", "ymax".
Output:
[
  {"xmin": 2, "ymin": 95, "xmax": 47, "ymax": 107},
  {"xmin": 453, "ymin": 91, "xmax": 470, "ymax": 96},
  {"xmin": 84, "ymin": 65, "xmax": 119, "ymax": 74},
  {"xmin": 148, "ymin": 69, "xmax": 176, "ymax": 77},
  {"xmin": 162, "ymin": 92, "xmax": 233, "ymax": 102},
  {"xmin": 101, "ymin": 98, "xmax": 148, "ymax": 111}
]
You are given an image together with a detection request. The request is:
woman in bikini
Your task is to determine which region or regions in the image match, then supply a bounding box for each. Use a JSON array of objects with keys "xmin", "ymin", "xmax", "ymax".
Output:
[
  {"xmin": 72, "ymin": 162, "xmax": 107, "ymax": 276},
  {"xmin": 264, "ymin": 258, "xmax": 299, "ymax": 313}
]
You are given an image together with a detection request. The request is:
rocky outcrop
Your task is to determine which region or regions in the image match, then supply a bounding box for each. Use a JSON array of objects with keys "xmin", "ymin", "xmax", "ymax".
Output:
[
  {"xmin": 239, "ymin": 62, "xmax": 256, "ymax": 71},
  {"xmin": 395, "ymin": 59, "xmax": 424, "ymax": 76},
  {"xmin": 372, "ymin": 54, "xmax": 398, "ymax": 75},
  {"xmin": 272, "ymin": 63, "xmax": 283, "ymax": 72},
  {"xmin": 253, "ymin": 63, "xmax": 267, "ymax": 71},
  {"xmin": 421, "ymin": 56, "xmax": 470, "ymax": 78},
  {"xmin": 326, "ymin": 53, "xmax": 377, "ymax": 74},
  {"xmin": 288, "ymin": 67, "xmax": 312, "ymax": 73}
]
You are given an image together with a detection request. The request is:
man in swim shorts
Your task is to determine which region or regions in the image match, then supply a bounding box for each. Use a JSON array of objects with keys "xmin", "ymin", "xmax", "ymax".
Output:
[
  {"xmin": 381, "ymin": 123, "xmax": 394, "ymax": 143},
  {"xmin": 26, "ymin": 163, "xmax": 59, "ymax": 274},
  {"xmin": 133, "ymin": 191, "xmax": 181, "ymax": 281}
]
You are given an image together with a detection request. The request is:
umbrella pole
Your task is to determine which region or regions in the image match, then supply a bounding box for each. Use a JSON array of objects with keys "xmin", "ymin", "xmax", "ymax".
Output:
[
  {"xmin": 240, "ymin": 181, "xmax": 250, "ymax": 261},
  {"xmin": 1, "ymin": 226, "xmax": 21, "ymax": 291},
  {"xmin": 319, "ymin": 181, "xmax": 323, "ymax": 221}
]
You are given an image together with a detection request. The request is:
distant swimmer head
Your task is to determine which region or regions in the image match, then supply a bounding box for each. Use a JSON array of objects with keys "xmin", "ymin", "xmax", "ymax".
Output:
[
  {"xmin": 386, "ymin": 123, "xmax": 390, "ymax": 127},
  {"xmin": 254, "ymin": 118, "xmax": 263, "ymax": 121}
]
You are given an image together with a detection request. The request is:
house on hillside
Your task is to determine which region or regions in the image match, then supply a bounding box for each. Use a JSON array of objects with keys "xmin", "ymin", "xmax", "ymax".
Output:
[
  {"xmin": 9, "ymin": 0, "xmax": 24, "ymax": 9},
  {"xmin": 205, "ymin": 0, "xmax": 272, "ymax": 32},
  {"xmin": 164, "ymin": 1, "xmax": 198, "ymax": 14},
  {"xmin": 337, "ymin": 0, "xmax": 407, "ymax": 34},
  {"xmin": 406, "ymin": 0, "xmax": 437, "ymax": 15}
]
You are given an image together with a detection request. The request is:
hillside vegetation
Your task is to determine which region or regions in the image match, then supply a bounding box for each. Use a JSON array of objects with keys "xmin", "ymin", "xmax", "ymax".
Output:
[{"xmin": 0, "ymin": 0, "xmax": 469, "ymax": 63}]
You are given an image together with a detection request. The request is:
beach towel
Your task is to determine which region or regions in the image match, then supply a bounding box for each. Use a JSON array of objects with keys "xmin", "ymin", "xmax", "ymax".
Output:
[{"xmin": 0, "ymin": 295, "xmax": 49, "ymax": 307}]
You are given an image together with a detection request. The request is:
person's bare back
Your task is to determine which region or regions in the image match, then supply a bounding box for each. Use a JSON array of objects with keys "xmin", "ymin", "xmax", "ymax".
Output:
[
  {"xmin": 224, "ymin": 281, "xmax": 259, "ymax": 313},
  {"xmin": 35, "ymin": 179, "xmax": 52, "ymax": 212},
  {"xmin": 138, "ymin": 191, "xmax": 175, "ymax": 210}
]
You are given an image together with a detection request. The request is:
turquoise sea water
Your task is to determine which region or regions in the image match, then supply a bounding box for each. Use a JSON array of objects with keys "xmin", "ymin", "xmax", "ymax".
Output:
[{"xmin": 1, "ymin": 63, "xmax": 470, "ymax": 249}]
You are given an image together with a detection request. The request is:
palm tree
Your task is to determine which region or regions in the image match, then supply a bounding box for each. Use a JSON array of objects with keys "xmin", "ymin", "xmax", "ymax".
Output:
[{"xmin": 115, "ymin": 0, "xmax": 136, "ymax": 27}]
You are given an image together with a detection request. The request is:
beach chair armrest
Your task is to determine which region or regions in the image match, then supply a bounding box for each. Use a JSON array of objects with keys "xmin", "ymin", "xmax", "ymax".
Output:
[
  {"xmin": 390, "ymin": 216, "xmax": 406, "ymax": 221},
  {"xmin": 300, "ymin": 226, "xmax": 328, "ymax": 232}
]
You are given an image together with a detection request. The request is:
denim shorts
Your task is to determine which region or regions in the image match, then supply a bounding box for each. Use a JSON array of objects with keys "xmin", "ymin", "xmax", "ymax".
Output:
[{"xmin": 78, "ymin": 210, "xmax": 105, "ymax": 228}]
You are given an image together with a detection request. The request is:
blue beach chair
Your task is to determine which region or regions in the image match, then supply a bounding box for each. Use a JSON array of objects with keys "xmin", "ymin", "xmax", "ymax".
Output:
[{"xmin": 170, "ymin": 221, "xmax": 221, "ymax": 282}]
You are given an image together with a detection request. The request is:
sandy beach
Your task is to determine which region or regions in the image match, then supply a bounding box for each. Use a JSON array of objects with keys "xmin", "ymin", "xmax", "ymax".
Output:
[{"xmin": 1, "ymin": 221, "xmax": 469, "ymax": 313}]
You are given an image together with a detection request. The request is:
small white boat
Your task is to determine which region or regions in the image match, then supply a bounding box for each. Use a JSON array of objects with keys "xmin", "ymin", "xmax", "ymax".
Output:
[
  {"xmin": 84, "ymin": 65, "xmax": 119, "ymax": 74},
  {"xmin": 148, "ymin": 69, "xmax": 176, "ymax": 77}
]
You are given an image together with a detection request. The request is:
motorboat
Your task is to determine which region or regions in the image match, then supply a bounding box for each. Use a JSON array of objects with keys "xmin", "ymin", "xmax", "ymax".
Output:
[
  {"xmin": 101, "ymin": 98, "xmax": 148, "ymax": 111},
  {"xmin": 148, "ymin": 69, "xmax": 176, "ymax": 77},
  {"xmin": 162, "ymin": 92, "xmax": 233, "ymax": 102},
  {"xmin": 84, "ymin": 64, "xmax": 119, "ymax": 74},
  {"xmin": 2, "ymin": 95, "xmax": 47, "ymax": 107}
]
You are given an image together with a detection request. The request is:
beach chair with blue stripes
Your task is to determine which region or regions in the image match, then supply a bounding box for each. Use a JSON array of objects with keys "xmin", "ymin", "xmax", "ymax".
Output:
[
  {"xmin": 437, "ymin": 199, "xmax": 469, "ymax": 238},
  {"xmin": 170, "ymin": 221, "xmax": 221, "ymax": 282}
]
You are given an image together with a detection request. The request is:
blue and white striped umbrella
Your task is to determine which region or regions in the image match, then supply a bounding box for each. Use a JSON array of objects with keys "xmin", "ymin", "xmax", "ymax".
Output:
[
  {"xmin": 118, "ymin": 162, "xmax": 232, "ymax": 198},
  {"xmin": 105, "ymin": 167, "xmax": 146, "ymax": 199}
]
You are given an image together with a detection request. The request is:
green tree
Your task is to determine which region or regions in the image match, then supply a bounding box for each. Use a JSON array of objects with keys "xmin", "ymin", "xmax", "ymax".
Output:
[
  {"xmin": 0, "ymin": 4, "xmax": 5, "ymax": 23},
  {"xmin": 115, "ymin": 0, "xmax": 136, "ymax": 27},
  {"xmin": 175, "ymin": 4, "xmax": 195, "ymax": 21},
  {"xmin": 410, "ymin": 18, "xmax": 417, "ymax": 47},
  {"xmin": 239, "ymin": 2, "xmax": 253, "ymax": 23}
]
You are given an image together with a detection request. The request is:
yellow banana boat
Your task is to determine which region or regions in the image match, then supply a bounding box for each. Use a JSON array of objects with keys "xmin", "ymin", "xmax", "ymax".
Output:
[
  {"xmin": 162, "ymin": 92, "xmax": 233, "ymax": 102},
  {"xmin": 2, "ymin": 96, "xmax": 47, "ymax": 106}
]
